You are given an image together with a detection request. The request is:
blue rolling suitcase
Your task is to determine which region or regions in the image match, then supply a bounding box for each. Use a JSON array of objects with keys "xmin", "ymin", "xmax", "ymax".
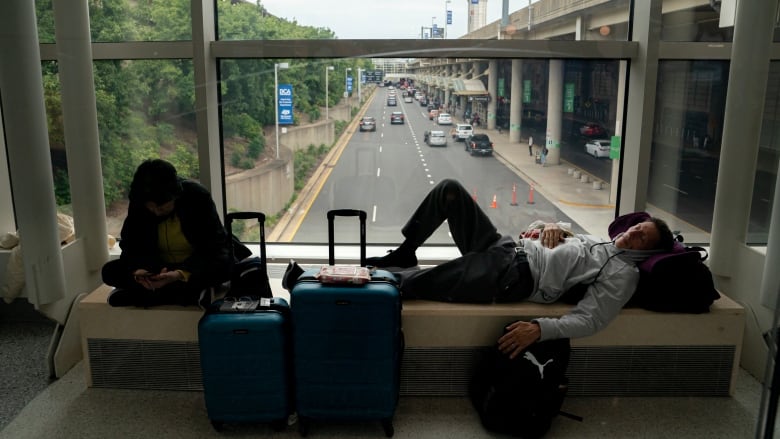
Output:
[
  {"xmin": 198, "ymin": 297, "xmax": 292, "ymax": 431},
  {"xmin": 291, "ymin": 209, "xmax": 402, "ymax": 437}
]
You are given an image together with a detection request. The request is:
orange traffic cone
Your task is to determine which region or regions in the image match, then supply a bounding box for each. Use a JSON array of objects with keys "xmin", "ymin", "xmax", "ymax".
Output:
[
  {"xmin": 527, "ymin": 185, "xmax": 535, "ymax": 204},
  {"xmin": 490, "ymin": 194, "xmax": 498, "ymax": 209}
]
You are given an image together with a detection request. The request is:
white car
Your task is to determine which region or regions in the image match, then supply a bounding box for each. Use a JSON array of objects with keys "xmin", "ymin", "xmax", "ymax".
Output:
[
  {"xmin": 426, "ymin": 130, "xmax": 447, "ymax": 147},
  {"xmin": 437, "ymin": 113, "xmax": 453, "ymax": 125},
  {"xmin": 451, "ymin": 123, "xmax": 473, "ymax": 141},
  {"xmin": 404, "ymin": 96, "xmax": 413, "ymax": 103},
  {"xmin": 585, "ymin": 139, "xmax": 612, "ymax": 158}
]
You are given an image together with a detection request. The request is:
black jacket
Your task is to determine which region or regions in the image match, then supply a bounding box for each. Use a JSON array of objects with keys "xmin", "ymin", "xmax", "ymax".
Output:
[{"xmin": 118, "ymin": 179, "xmax": 231, "ymax": 288}]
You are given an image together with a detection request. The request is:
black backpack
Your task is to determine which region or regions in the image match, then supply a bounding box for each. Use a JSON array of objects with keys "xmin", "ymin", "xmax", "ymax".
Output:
[
  {"xmin": 469, "ymin": 334, "xmax": 577, "ymax": 438},
  {"xmin": 627, "ymin": 245, "xmax": 719, "ymax": 313}
]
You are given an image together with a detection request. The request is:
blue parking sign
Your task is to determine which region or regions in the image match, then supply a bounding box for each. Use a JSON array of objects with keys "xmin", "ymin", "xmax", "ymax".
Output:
[
  {"xmin": 347, "ymin": 76, "xmax": 353, "ymax": 93},
  {"xmin": 278, "ymin": 84, "xmax": 293, "ymax": 125}
]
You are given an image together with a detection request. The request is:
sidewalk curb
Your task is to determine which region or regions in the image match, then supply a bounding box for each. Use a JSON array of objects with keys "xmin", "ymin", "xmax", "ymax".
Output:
[{"xmin": 492, "ymin": 149, "xmax": 614, "ymax": 209}]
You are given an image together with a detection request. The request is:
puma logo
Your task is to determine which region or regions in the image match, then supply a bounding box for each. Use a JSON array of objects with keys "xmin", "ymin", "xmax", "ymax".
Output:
[{"xmin": 524, "ymin": 352, "xmax": 554, "ymax": 379}]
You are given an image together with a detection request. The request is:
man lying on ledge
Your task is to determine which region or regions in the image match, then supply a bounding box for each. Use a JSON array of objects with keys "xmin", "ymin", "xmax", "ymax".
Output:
[{"xmin": 365, "ymin": 179, "xmax": 675, "ymax": 359}]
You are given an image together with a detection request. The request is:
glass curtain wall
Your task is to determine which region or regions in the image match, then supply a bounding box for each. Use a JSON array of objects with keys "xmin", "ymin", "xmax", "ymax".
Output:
[{"xmin": 29, "ymin": 0, "xmax": 769, "ymax": 248}]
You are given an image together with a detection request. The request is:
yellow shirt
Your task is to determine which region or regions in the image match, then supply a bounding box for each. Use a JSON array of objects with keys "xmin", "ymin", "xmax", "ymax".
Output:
[{"xmin": 157, "ymin": 214, "xmax": 193, "ymax": 281}]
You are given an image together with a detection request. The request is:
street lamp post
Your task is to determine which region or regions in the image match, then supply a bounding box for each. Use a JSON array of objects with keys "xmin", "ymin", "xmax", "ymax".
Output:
[
  {"xmin": 325, "ymin": 65, "xmax": 334, "ymax": 120},
  {"xmin": 345, "ymin": 67, "xmax": 352, "ymax": 117},
  {"xmin": 357, "ymin": 68, "xmax": 363, "ymax": 105},
  {"xmin": 444, "ymin": 0, "xmax": 451, "ymax": 39},
  {"xmin": 274, "ymin": 62, "xmax": 289, "ymax": 160},
  {"xmin": 432, "ymin": 16, "xmax": 436, "ymax": 39}
]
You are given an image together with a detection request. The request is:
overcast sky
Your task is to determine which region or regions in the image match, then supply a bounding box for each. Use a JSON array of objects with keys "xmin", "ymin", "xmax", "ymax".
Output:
[{"xmin": 260, "ymin": 0, "xmax": 530, "ymax": 40}]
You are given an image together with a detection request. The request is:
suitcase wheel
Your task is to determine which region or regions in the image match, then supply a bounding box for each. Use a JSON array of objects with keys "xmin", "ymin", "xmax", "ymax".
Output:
[
  {"xmin": 210, "ymin": 420, "xmax": 224, "ymax": 432},
  {"xmin": 382, "ymin": 418, "xmax": 394, "ymax": 437}
]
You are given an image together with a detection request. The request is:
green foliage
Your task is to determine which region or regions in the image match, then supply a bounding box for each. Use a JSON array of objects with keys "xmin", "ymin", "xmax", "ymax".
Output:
[
  {"xmin": 230, "ymin": 145, "xmax": 255, "ymax": 170},
  {"xmin": 53, "ymin": 168, "xmax": 71, "ymax": 206},
  {"xmin": 334, "ymin": 120, "xmax": 348, "ymax": 138},
  {"xmin": 224, "ymin": 112, "xmax": 262, "ymax": 139},
  {"xmin": 132, "ymin": 0, "xmax": 192, "ymax": 41},
  {"xmin": 308, "ymin": 107, "xmax": 321, "ymax": 123},
  {"xmin": 36, "ymin": 0, "xmax": 358, "ymax": 215},
  {"xmin": 248, "ymin": 135, "xmax": 265, "ymax": 159},
  {"xmin": 167, "ymin": 144, "xmax": 199, "ymax": 179},
  {"xmin": 293, "ymin": 143, "xmax": 329, "ymax": 191}
]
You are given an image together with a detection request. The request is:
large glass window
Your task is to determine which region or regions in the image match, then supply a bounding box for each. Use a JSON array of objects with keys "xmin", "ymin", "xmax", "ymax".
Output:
[
  {"xmin": 660, "ymin": 3, "xmax": 733, "ymax": 42},
  {"xmin": 36, "ymin": 0, "xmax": 193, "ymax": 43},
  {"xmin": 750, "ymin": 61, "xmax": 780, "ymax": 244},
  {"xmin": 218, "ymin": 0, "xmax": 630, "ymax": 41},
  {"xmin": 219, "ymin": 55, "xmax": 623, "ymax": 246},
  {"xmin": 41, "ymin": 61, "xmax": 71, "ymax": 217},
  {"xmin": 649, "ymin": 60, "xmax": 729, "ymax": 243},
  {"xmin": 92, "ymin": 59, "xmax": 197, "ymax": 237}
]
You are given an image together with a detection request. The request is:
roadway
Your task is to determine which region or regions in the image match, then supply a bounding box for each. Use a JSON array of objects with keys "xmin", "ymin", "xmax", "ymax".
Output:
[
  {"xmin": 272, "ymin": 88, "xmax": 774, "ymax": 248},
  {"xmin": 286, "ymin": 89, "xmax": 580, "ymax": 245}
]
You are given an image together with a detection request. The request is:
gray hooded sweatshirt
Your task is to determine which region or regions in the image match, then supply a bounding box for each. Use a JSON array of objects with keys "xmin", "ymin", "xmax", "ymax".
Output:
[{"xmin": 520, "ymin": 233, "xmax": 647, "ymax": 341}]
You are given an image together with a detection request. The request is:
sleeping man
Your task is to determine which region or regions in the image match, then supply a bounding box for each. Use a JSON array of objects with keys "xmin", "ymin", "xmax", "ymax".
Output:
[{"xmin": 365, "ymin": 179, "xmax": 674, "ymax": 358}]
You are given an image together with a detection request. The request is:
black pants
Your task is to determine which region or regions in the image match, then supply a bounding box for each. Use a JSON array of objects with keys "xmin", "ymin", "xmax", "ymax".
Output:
[
  {"xmin": 396, "ymin": 179, "xmax": 534, "ymax": 303},
  {"xmin": 102, "ymin": 259, "xmax": 206, "ymax": 307}
]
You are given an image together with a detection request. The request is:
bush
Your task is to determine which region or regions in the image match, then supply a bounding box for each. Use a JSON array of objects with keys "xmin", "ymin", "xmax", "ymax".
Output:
[
  {"xmin": 308, "ymin": 107, "xmax": 321, "ymax": 122},
  {"xmin": 293, "ymin": 143, "xmax": 330, "ymax": 191},
  {"xmin": 247, "ymin": 135, "xmax": 265, "ymax": 159}
]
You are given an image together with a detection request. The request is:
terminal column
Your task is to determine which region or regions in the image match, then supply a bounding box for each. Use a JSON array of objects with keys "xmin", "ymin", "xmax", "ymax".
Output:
[
  {"xmin": 545, "ymin": 60, "xmax": 563, "ymax": 166},
  {"xmin": 509, "ymin": 59, "xmax": 522, "ymax": 143},
  {"xmin": 487, "ymin": 60, "xmax": 497, "ymax": 130},
  {"xmin": 0, "ymin": 0, "xmax": 67, "ymax": 306}
]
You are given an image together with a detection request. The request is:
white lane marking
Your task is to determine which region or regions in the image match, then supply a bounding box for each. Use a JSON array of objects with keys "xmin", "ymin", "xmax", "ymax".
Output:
[
  {"xmin": 372, "ymin": 205, "xmax": 377, "ymax": 223},
  {"xmin": 377, "ymin": 168, "xmax": 381, "ymax": 178}
]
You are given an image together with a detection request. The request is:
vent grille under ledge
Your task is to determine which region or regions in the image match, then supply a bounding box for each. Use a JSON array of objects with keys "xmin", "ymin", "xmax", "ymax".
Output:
[{"xmin": 87, "ymin": 340, "xmax": 734, "ymax": 396}]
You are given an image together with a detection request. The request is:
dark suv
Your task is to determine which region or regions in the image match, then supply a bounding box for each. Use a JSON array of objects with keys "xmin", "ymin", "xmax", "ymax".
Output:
[
  {"xmin": 390, "ymin": 111, "xmax": 405, "ymax": 124},
  {"xmin": 465, "ymin": 134, "xmax": 493, "ymax": 156}
]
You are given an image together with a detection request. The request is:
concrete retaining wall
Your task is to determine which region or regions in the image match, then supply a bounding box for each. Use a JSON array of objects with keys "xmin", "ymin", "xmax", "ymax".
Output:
[{"xmin": 226, "ymin": 114, "xmax": 343, "ymax": 216}]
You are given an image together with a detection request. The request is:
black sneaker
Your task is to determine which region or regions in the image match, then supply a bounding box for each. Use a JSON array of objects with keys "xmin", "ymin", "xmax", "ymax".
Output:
[
  {"xmin": 282, "ymin": 259, "xmax": 305, "ymax": 292},
  {"xmin": 366, "ymin": 247, "xmax": 418, "ymax": 270}
]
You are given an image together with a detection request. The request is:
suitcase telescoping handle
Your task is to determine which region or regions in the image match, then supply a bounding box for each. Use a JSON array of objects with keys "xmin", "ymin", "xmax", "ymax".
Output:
[
  {"xmin": 327, "ymin": 209, "xmax": 366, "ymax": 267},
  {"xmin": 225, "ymin": 211, "xmax": 267, "ymax": 265}
]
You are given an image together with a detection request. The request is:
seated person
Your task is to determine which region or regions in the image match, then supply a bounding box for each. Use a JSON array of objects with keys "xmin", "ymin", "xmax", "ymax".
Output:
[
  {"xmin": 102, "ymin": 159, "xmax": 232, "ymax": 307},
  {"xmin": 365, "ymin": 179, "xmax": 674, "ymax": 358}
]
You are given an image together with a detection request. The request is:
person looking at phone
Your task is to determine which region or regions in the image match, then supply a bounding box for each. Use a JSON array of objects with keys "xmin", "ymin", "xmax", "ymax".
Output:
[{"xmin": 101, "ymin": 159, "xmax": 232, "ymax": 307}]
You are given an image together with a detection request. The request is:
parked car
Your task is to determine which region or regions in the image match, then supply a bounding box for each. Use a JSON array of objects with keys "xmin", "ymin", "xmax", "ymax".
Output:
[
  {"xmin": 359, "ymin": 116, "xmax": 377, "ymax": 132},
  {"xmin": 585, "ymin": 139, "xmax": 612, "ymax": 158},
  {"xmin": 426, "ymin": 130, "xmax": 447, "ymax": 147},
  {"xmin": 390, "ymin": 111, "xmax": 405, "ymax": 124},
  {"xmin": 437, "ymin": 113, "xmax": 453, "ymax": 125},
  {"xmin": 580, "ymin": 122, "xmax": 607, "ymax": 137},
  {"xmin": 465, "ymin": 134, "xmax": 494, "ymax": 156},
  {"xmin": 451, "ymin": 123, "xmax": 473, "ymax": 141}
]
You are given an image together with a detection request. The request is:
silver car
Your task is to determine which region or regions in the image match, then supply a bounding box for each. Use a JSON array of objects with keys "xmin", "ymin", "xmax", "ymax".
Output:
[{"xmin": 426, "ymin": 130, "xmax": 447, "ymax": 147}]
